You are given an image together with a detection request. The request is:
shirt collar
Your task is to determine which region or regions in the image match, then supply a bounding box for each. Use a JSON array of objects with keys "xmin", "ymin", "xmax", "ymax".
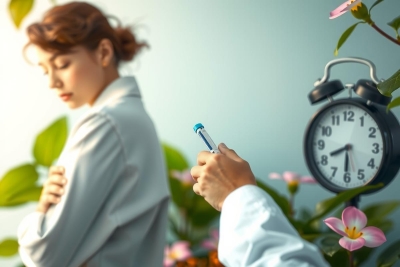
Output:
[{"xmin": 91, "ymin": 76, "xmax": 141, "ymax": 109}]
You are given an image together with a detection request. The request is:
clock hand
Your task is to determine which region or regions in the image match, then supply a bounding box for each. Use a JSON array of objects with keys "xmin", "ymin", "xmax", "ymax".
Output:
[
  {"xmin": 348, "ymin": 147, "xmax": 356, "ymax": 172},
  {"xmin": 345, "ymin": 151, "xmax": 349, "ymax": 172},
  {"xmin": 330, "ymin": 145, "xmax": 347, "ymax": 156}
]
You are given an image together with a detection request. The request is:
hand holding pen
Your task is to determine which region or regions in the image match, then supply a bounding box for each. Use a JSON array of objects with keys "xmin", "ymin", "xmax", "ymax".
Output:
[{"xmin": 191, "ymin": 123, "xmax": 256, "ymax": 211}]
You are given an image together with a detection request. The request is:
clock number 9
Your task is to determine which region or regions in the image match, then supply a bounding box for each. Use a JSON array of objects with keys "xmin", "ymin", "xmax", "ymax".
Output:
[{"xmin": 318, "ymin": 140, "xmax": 325, "ymax": 150}]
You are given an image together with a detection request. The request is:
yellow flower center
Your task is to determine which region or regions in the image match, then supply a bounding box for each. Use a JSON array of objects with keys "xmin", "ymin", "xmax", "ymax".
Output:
[
  {"xmin": 288, "ymin": 180, "xmax": 299, "ymax": 187},
  {"xmin": 169, "ymin": 251, "xmax": 179, "ymax": 260},
  {"xmin": 345, "ymin": 226, "xmax": 363, "ymax": 239},
  {"xmin": 348, "ymin": 0, "xmax": 362, "ymax": 11}
]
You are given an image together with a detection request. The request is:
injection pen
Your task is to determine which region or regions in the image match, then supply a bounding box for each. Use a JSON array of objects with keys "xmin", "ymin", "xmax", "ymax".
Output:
[{"xmin": 193, "ymin": 123, "xmax": 220, "ymax": 153}]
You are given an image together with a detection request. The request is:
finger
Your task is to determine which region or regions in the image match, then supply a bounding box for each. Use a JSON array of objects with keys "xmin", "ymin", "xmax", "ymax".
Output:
[
  {"xmin": 49, "ymin": 174, "xmax": 67, "ymax": 186},
  {"xmin": 49, "ymin": 166, "xmax": 65, "ymax": 175},
  {"xmin": 218, "ymin": 143, "xmax": 242, "ymax": 162},
  {"xmin": 190, "ymin": 166, "xmax": 202, "ymax": 182},
  {"xmin": 197, "ymin": 151, "xmax": 212, "ymax": 166},
  {"xmin": 47, "ymin": 184, "xmax": 65, "ymax": 196},
  {"xmin": 193, "ymin": 183, "xmax": 201, "ymax": 195},
  {"xmin": 44, "ymin": 194, "xmax": 61, "ymax": 204}
]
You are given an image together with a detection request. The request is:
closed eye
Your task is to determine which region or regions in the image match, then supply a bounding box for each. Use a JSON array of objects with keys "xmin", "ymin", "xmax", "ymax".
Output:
[{"xmin": 57, "ymin": 62, "xmax": 70, "ymax": 69}]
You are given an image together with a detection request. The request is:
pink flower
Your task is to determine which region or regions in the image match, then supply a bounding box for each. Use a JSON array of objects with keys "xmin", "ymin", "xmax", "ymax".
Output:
[
  {"xmin": 201, "ymin": 229, "xmax": 219, "ymax": 251},
  {"xmin": 324, "ymin": 206, "xmax": 386, "ymax": 251},
  {"xmin": 164, "ymin": 241, "xmax": 192, "ymax": 267},
  {"xmin": 329, "ymin": 0, "xmax": 362, "ymax": 19},
  {"xmin": 269, "ymin": 171, "xmax": 316, "ymax": 187},
  {"xmin": 170, "ymin": 169, "xmax": 194, "ymax": 185}
]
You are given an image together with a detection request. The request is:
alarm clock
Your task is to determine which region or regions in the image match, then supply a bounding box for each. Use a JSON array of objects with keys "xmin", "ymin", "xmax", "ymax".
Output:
[{"xmin": 303, "ymin": 57, "xmax": 400, "ymax": 194}]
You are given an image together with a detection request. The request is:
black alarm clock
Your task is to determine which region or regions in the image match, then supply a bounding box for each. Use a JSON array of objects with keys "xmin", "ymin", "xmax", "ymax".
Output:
[{"xmin": 304, "ymin": 57, "xmax": 400, "ymax": 194}]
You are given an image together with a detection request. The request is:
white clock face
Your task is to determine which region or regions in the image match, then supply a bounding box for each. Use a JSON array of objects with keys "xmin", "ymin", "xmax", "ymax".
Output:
[{"xmin": 310, "ymin": 103, "xmax": 384, "ymax": 189}]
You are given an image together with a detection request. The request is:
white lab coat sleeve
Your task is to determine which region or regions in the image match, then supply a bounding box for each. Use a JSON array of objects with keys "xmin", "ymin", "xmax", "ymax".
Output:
[
  {"xmin": 17, "ymin": 113, "xmax": 126, "ymax": 267},
  {"xmin": 218, "ymin": 185, "xmax": 329, "ymax": 267}
]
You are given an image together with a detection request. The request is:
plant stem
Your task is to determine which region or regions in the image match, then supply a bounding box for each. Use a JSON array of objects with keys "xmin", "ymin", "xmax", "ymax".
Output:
[
  {"xmin": 348, "ymin": 250, "xmax": 354, "ymax": 267},
  {"xmin": 289, "ymin": 194, "xmax": 294, "ymax": 218},
  {"xmin": 370, "ymin": 23, "xmax": 400, "ymax": 46}
]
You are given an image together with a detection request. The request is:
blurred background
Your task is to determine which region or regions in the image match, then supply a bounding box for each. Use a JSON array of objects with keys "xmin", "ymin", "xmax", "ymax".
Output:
[{"xmin": 1, "ymin": 0, "xmax": 400, "ymax": 266}]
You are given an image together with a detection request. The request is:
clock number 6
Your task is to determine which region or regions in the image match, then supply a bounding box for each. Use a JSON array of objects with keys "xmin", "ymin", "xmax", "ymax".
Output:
[{"xmin": 344, "ymin": 172, "xmax": 351, "ymax": 183}]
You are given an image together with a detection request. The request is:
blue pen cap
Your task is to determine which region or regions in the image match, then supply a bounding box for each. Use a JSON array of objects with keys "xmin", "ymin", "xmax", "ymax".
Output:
[{"xmin": 193, "ymin": 123, "xmax": 204, "ymax": 133}]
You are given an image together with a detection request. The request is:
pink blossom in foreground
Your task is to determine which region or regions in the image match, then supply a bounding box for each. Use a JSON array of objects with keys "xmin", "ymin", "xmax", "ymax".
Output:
[
  {"xmin": 269, "ymin": 171, "xmax": 317, "ymax": 187},
  {"xmin": 324, "ymin": 206, "xmax": 386, "ymax": 251},
  {"xmin": 170, "ymin": 169, "xmax": 194, "ymax": 185},
  {"xmin": 201, "ymin": 229, "xmax": 219, "ymax": 250},
  {"xmin": 329, "ymin": 0, "xmax": 362, "ymax": 19},
  {"xmin": 164, "ymin": 241, "xmax": 192, "ymax": 267}
]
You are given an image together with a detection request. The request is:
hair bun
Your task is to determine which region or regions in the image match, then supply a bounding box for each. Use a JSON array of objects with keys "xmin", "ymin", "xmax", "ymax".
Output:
[{"xmin": 114, "ymin": 27, "xmax": 148, "ymax": 62}]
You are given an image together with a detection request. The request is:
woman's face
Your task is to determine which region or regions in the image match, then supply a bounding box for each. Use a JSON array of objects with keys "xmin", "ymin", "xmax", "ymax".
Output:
[{"xmin": 37, "ymin": 45, "xmax": 106, "ymax": 109}]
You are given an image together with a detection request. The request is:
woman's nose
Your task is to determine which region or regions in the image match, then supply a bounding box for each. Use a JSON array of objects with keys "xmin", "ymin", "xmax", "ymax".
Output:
[{"xmin": 49, "ymin": 73, "xmax": 62, "ymax": 89}]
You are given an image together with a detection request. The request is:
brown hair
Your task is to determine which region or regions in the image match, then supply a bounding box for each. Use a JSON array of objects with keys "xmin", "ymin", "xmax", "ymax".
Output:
[{"xmin": 24, "ymin": 1, "xmax": 148, "ymax": 64}]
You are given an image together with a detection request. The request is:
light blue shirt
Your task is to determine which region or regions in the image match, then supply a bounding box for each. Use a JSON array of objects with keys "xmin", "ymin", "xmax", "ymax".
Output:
[
  {"xmin": 219, "ymin": 185, "xmax": 329, "ymax": 267},
  {"xmin": 18, "ymin": 76, "xmax": 170, "ymax": 267}
]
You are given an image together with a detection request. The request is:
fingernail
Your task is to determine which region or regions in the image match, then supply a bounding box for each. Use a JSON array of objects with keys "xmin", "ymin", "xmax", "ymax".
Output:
[{"xmin": 220, "ymin": 143, "xmax": 227, "ymax": 148}]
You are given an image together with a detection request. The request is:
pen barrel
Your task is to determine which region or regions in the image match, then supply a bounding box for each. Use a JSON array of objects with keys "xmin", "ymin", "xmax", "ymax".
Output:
[{"xmin": 196, "ymin": 128, "xmax": 220, "ymax": 153}]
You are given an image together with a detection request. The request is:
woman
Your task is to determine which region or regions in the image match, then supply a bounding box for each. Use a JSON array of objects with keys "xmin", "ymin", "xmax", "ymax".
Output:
[{"xmin": 17, "ymin": 2, "xmax": 170, "ymax": 267}]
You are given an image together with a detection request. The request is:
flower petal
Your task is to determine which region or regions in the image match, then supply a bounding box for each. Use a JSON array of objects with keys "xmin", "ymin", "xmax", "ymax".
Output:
[
  {"xmin": 282, "ymin": 171, "xmax": 299, "ymax": 182},
  {"xmin": 269, "ymin": 172, "xmax": 282, "ymax": 180},
  {"xmin": 163, "ymin": 258, "xmax": 175, "ymax": 267},
  {"xmin": 329, "ymin": 1, "xmax": 351, "ymax": 19},
  {"xmin": 324, "ymin": 217, "xmax": 347, "ymax": 236},
  {"xmin": 342, "ymin": 206, "xmax": 367, "ymax": 230},
  {"xmin": 329, "ymin": 0, "xmax": 361, "ymax": 19},
  {"xmin": 339, "ymin": 236, "xmax": 365, "ymax": 251},
  {"xmin": 171, "ymin": 241, "xmax": 192, "ymax": 260},
  {"xmin": 299, "ymin": 176, "xmax": 317, "ymax": 184},
  {"xmin": 361, "ymin": 226, "xmax": 386, "ymax": 248},
  {"xmin": 340, "ymin": 0, "xmax": 362, "ymax": 12}
]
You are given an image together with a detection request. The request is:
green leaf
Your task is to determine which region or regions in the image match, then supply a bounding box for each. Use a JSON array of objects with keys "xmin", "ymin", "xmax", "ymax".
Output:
[
  {"xmin": 162, "ymin": 143, "xmax": 189, "ymax": 172},
  {"xmin": 323, "ymin": 249, "xmax": 350, "ymax": 267},
  {"xmin": 351, "ymin": 3, "xmax": 371, "ymax": 22},
  {"xmin": 8, "ymin": 0, "xmax": 34, "ymax": 28},
  {"xmin": 0, "ymin": 239, "xmax": 18, "ymax": 257},
  {"xmin": 369, "ymin": 0, "xmax": 384, "ymax": 14},
  {"xmin": 314, "ymin": 234, "xmax": 342, "ymax": 257},
  {"xmin": 362, "ymin": 201, "xmax": 400, "ymax": 227},
  {"xmin": 169, "ymin": 177, "xmax": 185, "ymax": 207},
  {"xmin": 0, "ymin": 164, "xmax": 41, "ymax": 207},
  {"xmin": 376, "ymin": 239, "xmax": 400, "ymax": 267},
  {"xmin": 354, "ymin": 247, "xmax": 374, "ymax": 267},
  {"xmin": 378, "ymin": 69, "xmax": 400, "ymax": 97},
  {"xmin": 388, "ymin": 16, "xmax": 400, "ymax": 35},
  {"xmin": 189, "ymin": 197, "xmax": 220, "ymax": 227},
  {"xmin": 256, "ymin": 179, "xmax": 290, "ymax": 216},
  {"xmin": 307, "ymin": 183, "xmax": 383, "ymax": 224},
  {"xmin": 386, "ymin": 96, "xmax": 400, "ymax": 113},
  {"xmin": 375, "ymin": 220, "xmax": 394, "ymax": 234},
  {"xmin": 334, "ymin": 22, "xmax": 364, "ymax": 56},
  {"xmin": 33, "ymin": 117, "xmax": 68, "ymax": 167}
]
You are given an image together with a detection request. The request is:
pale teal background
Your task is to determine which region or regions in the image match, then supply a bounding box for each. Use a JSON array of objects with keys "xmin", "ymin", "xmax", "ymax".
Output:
[{"xmin": 1, "ymin": 0, "xmax": 400, "ymax": 266}]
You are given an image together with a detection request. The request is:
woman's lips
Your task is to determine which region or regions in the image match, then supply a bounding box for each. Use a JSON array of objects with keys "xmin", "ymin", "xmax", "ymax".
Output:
[{"xmin": 59, "ymin": 93, "xmax": 73, "ymax": 101}]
